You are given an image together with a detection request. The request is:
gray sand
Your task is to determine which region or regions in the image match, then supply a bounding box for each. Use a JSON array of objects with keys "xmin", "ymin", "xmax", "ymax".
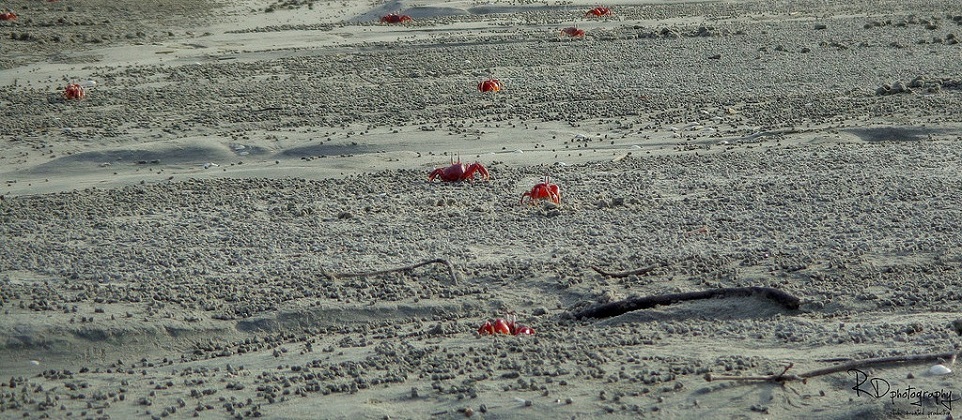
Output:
[{"xmin": 2, "ymin": 0, "xmax": 962, "ymax": 418}]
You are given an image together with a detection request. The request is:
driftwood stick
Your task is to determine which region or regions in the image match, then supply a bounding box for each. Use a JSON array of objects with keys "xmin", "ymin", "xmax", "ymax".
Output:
[
  {"xmin": 326, "ymin": 258, "xmax": 458, "ymax": 283},
  {"xmin": 798, "ymin": 351, "xmax": 957, "ymax": 379},
  {"xmin": 591, "ymin": 261, "xmax": 668, "ymax": 278},
  {"xmin": 705, "ymin": 351, "xmax": 959, "ymax": 383},
  {"xmin": 706, "ymin": 363, "xmax": 804, "ymax": 383},
  {"xmin": 571, "ymin": 286, "xmax": 801, "ymax": 320},
  {"xmin": 591, "ymin": 256, "xmax": 697, "ymax": 278}
]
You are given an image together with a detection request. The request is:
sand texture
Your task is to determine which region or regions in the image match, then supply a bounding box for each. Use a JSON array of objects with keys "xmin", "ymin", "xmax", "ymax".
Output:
[{"xmin": 3, "ymin": 0, "xmax": 962, "ymax": 418}]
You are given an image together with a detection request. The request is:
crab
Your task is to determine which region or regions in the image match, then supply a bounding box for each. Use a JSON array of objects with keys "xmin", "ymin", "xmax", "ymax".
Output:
[
  {"xmin": 560, "ymin": 27, "xmax": 585, "ymax": 38},
  {"xmin": 521, "ymin": 175, "xmax": 561, "ymax": 205},
  {"xmin": 0, "ymin": 10, "xmax": 17, "ymax": 21},
  {"xmin": 585, "ymin": 6, "xmax": 612, "ymax": 17},
  {"xmin": 380, "ymin": 13, "xmax": 412, "ymax": 24},
  {"xmin": 478, "ymin": 316, "xmax": 535, "ymax": 336},
  {"xmin": 429, "ymin": 158, "xmax": 490, "ymax": 182},
  {"xmin": 62, "ymin": 83, "xmax": 86, "ymax": 100},
  {"xmin": 477, "ymin": 79, "xmax": 503, "ymax": 93}
]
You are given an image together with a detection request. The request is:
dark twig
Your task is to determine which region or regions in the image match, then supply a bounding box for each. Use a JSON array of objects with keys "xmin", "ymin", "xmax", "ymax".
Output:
[
  {"xmin": 570, "ymin": 286, "xmax": 801, "ymax": 320},
  {"xmin": 798, "ymin": 351, "xmax": 957, "ymax": 379},
  {"xmin": 591, "ymin": 255, "xmax": 695, "ymax": 278},
  {"xmin": 705, "ymin": 351, "xmax": 959, "ymax": 384},
  {"xmin": 591, "ymin": 261, "xmax": 667, "ymax": 278},
  {"xmin": 326, "ymin": 258, "xmax": 458, "ymax": 284}
]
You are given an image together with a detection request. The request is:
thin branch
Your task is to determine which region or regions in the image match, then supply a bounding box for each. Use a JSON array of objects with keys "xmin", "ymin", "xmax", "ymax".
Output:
[
  {"xmin": 706, "ymin": 363, "xmax": 803, "ymax": 383},
  {"xmin": 705, "ymin": 351, "xmax": 959, "ymax": 384},
  {"xmin": 570, "ymin": 286, "xmax": 801, "ymax": 319},
  {"xmin": 591, "ymin": 261, "xmax": 669, "ymax": 278},
  {"xmin": 591, "ymin": 255, "xmax": 699, "ymax": 278},
  {"xmin": 798, "ymin": 351, "xmax": 957, "ymax": 379},
  {"xmin": 325, "ymin": 258, "xmax": 458, "ymax": 284}
]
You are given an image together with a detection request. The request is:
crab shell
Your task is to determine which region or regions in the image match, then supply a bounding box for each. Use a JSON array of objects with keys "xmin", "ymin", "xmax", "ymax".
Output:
[
  {"xmin": 428, "ymin": 160, "xmax": 490, "ymax": 182},
  {"xmin": 521, "ymin": 179, "xmax": 561, "ymax": 205},
  {"xmin": 585, "ymin": 7, "xmax": 612, "ymax": 17},
  {"xmin": 380, "ymin": 14, "xmax": 412, "ymax": 24},
  {"xmin": 62, "ymin": 83, "xmax": 86, "ymax": 100},
  {"xmin": 560, "ymin": 27, "xmax": 585, "ymax": 38},
  {"xmin": 0, "ymin": 11, "xmax": 17, "ymax": 21},
  {"xmin": 478, "ymin": 79, "xmax": 502, "ymax": 93},
  {"xmin": 478, "ymin": 318, "xmax": 535, "ymax": 336}
]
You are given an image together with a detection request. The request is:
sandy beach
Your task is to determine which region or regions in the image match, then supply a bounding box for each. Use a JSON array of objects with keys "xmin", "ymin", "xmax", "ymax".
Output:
[{"xmin": 3, "ymin": 0, "xmax": 962, "ymax": 418}]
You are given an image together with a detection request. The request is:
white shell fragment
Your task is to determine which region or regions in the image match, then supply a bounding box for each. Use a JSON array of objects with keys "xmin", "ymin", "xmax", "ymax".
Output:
[{"xmin": 929, "ymin": 364, "xmax": 952, "ymax": 375}]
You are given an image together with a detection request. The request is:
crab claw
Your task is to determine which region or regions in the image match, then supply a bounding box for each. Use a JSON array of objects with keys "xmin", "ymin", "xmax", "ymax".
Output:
[
  {"xmin": 478, "ymin": 320, "xmax": 495, "ymax": 335},
  {"xmin": 514, "ymin": 325, "xmax": 535, "ymax": 335}
]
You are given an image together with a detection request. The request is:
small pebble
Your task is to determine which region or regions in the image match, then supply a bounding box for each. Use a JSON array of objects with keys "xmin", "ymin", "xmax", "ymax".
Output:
[{"xmin": 930, "ymin": 365, "xmax": 952, "ymax": 375}]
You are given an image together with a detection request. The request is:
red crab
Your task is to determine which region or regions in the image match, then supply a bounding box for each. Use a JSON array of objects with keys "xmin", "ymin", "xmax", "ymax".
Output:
[
  {"xmin": 380, "ymin": 13, "xmax": 412, "ymax": 24},
  {"xmin": 585, "ymin": 6, "xmax": 612, "ymax": 17},
  {"xmin": 521, "ymin": 175, "xmax": 561, "ymax": 205},
  {"xmin": 62, "ymin": 83, "xmax": 86, "ymax": 100},
  {"xmin": 478, "ymin": 316, "xmax": 535, "ymax": 336},
  {"xmin": 560, "ymin": 27, "xmax": 585, "ymax": 38},
  {"xmin": 429, "ymin": 158, "xmax": 490, "ymax": 182},
  {"xmin": 0, "ymin": 10, "xmax": 17, "ymax": 21},
  {"xmin": 477, "ymin": 79, "xmax": 503, "ymax": 93}
]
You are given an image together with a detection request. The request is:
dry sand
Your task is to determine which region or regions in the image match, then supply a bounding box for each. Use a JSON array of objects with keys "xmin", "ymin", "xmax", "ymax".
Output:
[{"xmin": 3, "ymin": 0, "xmax": 962, "ymax": 418}]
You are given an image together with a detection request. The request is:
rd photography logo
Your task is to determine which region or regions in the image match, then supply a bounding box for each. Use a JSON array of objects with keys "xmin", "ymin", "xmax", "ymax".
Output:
[{"xmin": 849, "ymin": 368, "xmax": 958, "ymax": 416}]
